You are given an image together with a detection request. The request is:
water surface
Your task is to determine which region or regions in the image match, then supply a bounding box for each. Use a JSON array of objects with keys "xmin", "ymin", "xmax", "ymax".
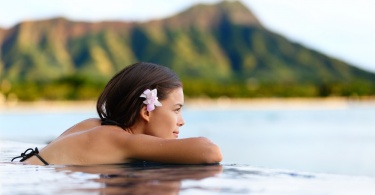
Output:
[
  {"xmin": 1, "ymin": 140, "xmax": 375, "ymax": 195},
  {"xmin": 1, "ymin": 101, "xmax": 375, "ymax": 194},
  {"xmin": 1, "ymin": 102, "xmax": 374, "ymax": 176}
]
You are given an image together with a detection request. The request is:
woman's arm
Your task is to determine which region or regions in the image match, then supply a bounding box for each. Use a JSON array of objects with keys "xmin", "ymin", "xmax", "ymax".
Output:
[{"xmin": 121, "ymin": 134, "xmax": 222, "ymax": 164}]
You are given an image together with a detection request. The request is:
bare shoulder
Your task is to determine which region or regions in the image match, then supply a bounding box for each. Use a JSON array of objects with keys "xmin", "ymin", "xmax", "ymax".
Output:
[
  {"xmin": 58, "ymin": 118, "xmax": 101, "ymax": 137},
  {"xmin": 76, "ymin": 118, "xmax": 102, "ymax": 128}
]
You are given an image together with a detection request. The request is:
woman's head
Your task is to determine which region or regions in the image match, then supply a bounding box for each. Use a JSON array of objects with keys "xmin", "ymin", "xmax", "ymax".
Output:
[{"xmin": 97, "ymin": 62, "xmax": 183, "ymax": 129}]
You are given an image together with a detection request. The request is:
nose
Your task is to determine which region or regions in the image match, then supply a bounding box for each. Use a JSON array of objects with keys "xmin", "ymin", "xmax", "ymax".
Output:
[{"xmin": 177, "ymin": 115, "xmax": 185, "ymax": 127}]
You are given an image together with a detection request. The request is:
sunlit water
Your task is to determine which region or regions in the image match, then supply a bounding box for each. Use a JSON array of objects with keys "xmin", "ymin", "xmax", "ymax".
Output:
[
  {"xmin": 1, "ymin": 140, "xmax": 375, "ymax": 195},
  {"xmin": 1, "ymin": 101, "xmax": 375, "ymax": 194}
]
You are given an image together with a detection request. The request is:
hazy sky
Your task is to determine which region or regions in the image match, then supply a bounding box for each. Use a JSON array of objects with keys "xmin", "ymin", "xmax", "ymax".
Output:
[{"xmin": 0, "ymin": 0, "xmax": 374, "ymax": 73}]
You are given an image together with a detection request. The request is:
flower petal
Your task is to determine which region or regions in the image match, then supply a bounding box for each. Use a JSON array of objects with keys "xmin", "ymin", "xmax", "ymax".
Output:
[
  {"xmin": 140, "ymin": 88, "xmax": 162, "ymax": 111},
  {"xmin": 154, "ymin": 101, "xmax": 162, "ymax": 107},
  {"xmin": 147, "ymin": 104, "xmax": 155, "ymax": 111},
  {"xmin": 151, "ymin": 89, "xmax": 157, "ymax": 96},
  {"xmin": 144, "ymin": 89, "xmax": 151, "ymax": 94}
]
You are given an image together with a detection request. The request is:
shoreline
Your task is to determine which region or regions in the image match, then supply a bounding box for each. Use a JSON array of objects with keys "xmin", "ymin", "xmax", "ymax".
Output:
[
  {"xmin": 1, "ymin": 97, "xmax": 375, "ymax": 112},
  {"xmin": 0, "ymin": 100, "xmax": 97, "ymax": 113},
  {"xmin": 185, "ymin": 97, "xmax": 375, "ymax": 110}
]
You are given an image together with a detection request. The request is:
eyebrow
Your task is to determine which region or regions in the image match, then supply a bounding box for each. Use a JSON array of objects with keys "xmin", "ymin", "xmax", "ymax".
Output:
[{"xmin": 174, "ymin": 104, "xmax": 183, "ymax": 107}]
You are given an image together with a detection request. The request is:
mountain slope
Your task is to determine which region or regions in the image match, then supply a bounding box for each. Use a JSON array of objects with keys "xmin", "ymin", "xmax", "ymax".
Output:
[{"xmin": 0, "ymin": 1, "xmax": 374, "ymax": 100}]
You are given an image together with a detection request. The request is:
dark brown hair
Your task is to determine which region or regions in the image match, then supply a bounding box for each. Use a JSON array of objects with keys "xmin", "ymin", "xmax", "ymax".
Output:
[{"xmin": 96, "ymin": 62, "xmax": 182, "ymax": 129}]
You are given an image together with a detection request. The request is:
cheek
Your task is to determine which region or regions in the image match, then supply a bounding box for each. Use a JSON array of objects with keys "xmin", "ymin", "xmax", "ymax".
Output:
[
  {"xmin": 158, "ymin": 113, "xmax": 177, "ymax": 129},
  {"xmin": 148, "ymin": 111, "xmax": 175, "ymax": 136}
]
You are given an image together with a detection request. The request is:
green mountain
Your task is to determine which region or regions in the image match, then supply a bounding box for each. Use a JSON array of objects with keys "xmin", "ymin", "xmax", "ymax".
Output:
[{"xmin": 1, "ymin": 1, "xmax": 375, "ymax": 100}]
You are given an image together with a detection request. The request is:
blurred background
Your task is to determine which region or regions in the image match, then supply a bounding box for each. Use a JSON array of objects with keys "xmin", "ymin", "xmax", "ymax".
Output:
[
  {"xmin": 1, "ymin": 0, "xmax": 375, "ymax": 100},
  {"xmin": 0, "ymin": 0, "xmax": 375, "ymax": 177}
]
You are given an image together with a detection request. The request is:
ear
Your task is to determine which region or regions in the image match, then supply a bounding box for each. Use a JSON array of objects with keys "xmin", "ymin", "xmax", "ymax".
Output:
[{"xmin": 139, "ymin": 105, "xmax": 150, "ymax": 122}]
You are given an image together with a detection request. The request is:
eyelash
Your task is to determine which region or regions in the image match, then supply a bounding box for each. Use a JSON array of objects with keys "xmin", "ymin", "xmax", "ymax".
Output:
[{"xmin": 175, "ymin": 108, "xmax": 181, "ymax": 113}]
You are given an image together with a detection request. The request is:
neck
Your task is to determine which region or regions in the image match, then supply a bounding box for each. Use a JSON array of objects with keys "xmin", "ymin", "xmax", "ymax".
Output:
[{"xmin": 127, "ymin": 120, "xmax": 146, "ymax": 135}]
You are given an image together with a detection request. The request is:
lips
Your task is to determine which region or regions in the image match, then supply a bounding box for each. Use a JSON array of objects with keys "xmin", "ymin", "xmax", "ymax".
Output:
[{"xmin": 173, "ymin": 131, "xmax": 179, "ymax": 138}]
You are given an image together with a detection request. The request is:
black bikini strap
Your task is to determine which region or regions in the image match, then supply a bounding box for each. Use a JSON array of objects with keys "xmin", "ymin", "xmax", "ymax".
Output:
[
  {"xmin": 33, "ymin": 148, "xmax": 49, "ymax": 165},
  {"xmin": 11, "ymin": 148, "xmax": 34, "ymax": 162},
  {"xmin": 11, "ymin": 147, "xmax": 49, "ymax": 165}
]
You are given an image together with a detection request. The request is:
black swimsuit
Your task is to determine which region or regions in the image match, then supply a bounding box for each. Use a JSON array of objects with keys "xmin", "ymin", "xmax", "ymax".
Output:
[
  {"xmin": 12, "ymin": 119, "xmax": 120, "ymax": 165},
  {"xmin": 11, "ymin": 147, "xmax": 49, "ymax": 165}
]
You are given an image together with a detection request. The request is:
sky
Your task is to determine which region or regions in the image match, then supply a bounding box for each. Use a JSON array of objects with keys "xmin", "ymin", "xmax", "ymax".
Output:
[{"xmin": 0, "ymin": 0, "xmax": 374, "ymax": 73}]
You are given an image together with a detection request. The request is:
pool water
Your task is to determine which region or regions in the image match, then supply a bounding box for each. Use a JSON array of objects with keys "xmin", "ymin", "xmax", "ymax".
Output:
[
  {"xmin": 2, "ymin": 103, "xmax": 375, "ymax": 177},
  {"xmin": 1, "ymin": 140, "xmax": 375, "ymax": 195}
]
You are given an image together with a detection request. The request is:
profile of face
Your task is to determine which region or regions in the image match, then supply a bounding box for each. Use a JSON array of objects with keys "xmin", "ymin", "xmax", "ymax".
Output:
[{"xmin": 143, "ymin": 87, "xmax": 185, "ymax": 139}]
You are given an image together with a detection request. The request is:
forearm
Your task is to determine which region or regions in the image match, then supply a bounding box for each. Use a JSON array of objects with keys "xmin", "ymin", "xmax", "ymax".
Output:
[
  {"xmin": 125, "ymin": 135, "xmax": 222, "ymax": 164},
  {"xmin": 163, "ymin": 137, "xmax": 222, "ymax": 164}
]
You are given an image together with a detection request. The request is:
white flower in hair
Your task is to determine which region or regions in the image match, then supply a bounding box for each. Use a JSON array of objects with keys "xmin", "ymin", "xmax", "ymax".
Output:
[{"xmin": 140, "ymin": 89, "xmax": 162, "ymax": 111}]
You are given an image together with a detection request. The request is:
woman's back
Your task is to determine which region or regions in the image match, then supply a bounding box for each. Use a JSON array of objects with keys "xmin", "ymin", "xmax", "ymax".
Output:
[{"xmin": 25, "ymin": 119, "xmax": 131, "ymax": 165}]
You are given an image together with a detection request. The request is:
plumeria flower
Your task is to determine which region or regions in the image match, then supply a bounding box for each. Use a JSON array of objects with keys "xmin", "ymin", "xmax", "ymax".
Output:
[{"xmin": 140, "ymin": 89, "xmax": 162, "ymax": 111}]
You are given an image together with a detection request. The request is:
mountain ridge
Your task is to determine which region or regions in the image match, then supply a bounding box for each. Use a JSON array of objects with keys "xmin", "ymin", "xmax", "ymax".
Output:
[
  {"xmin": 0, "ymin": 0, "xmax": 374, "ymax": 100},
  {"xmin": 157, "ymin": 0, "xmax": 262, "ymax": 29}
]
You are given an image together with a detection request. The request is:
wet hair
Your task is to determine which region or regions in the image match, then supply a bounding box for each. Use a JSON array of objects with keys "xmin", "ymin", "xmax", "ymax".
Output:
[{"xmin": 96, "ymin": 62, "xmax": 182, "ymax": 129}]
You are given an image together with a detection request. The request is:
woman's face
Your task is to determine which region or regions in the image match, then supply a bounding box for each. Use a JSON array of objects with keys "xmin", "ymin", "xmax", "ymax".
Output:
[{"xmin": 145, "ymin": 87, "xmax": 185, "ymax": 139}]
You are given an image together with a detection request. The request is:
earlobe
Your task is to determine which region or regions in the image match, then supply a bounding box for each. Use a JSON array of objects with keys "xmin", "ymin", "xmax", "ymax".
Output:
[{"xmin": 140, "ymin": 106, "xmax": 150, "ymax": 122}]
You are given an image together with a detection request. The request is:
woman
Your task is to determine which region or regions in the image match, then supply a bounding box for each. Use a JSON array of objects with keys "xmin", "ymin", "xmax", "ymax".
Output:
[{"xmin": 12, "ymin": 62, "xmax": 222, "ymax": 165}]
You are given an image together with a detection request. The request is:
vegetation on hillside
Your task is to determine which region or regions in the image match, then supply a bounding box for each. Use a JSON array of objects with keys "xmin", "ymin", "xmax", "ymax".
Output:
[{"xmin": 1, "ymin": 1, "xmax": 375, "ymax": 101}]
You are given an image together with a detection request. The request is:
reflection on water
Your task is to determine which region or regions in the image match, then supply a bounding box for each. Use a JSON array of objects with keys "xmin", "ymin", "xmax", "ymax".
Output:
[
  {"xmin": 57, "ymin": 163, "xmax": 222, "ymax": 194},
  {"xmin": 2, "ymin": 163, "xmax": 375, "ymax": 195},
  {"xmin": 2, "ymin": 140, "xmax": 375, "ymax": 195},
  {"xmin": 0, "ymin": 163, "xmax": 222, "ymax": 195}
]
